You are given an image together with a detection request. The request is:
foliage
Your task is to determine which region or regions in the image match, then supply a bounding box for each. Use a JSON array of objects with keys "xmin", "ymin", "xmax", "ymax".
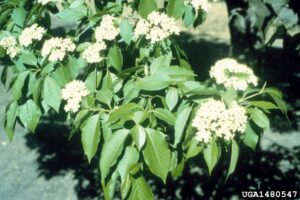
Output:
[
  {"xmin": 229, "ymin": 0, "xmax": 299, "ymax": 50},
  {"xmin": 0, "ymin": 0, "xmax": 287, "ymax": 199}
]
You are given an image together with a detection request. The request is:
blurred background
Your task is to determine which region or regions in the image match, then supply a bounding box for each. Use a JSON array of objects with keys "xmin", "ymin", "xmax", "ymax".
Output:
[{"xmin": 0, "ymin": 0, "xmax": 299, "ymax": 199}]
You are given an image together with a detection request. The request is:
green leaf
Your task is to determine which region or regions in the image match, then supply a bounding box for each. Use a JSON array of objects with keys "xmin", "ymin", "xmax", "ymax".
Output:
[
  {"xmin": 153, "ymin": 108, "xmax": 176, "ymax": 125},
  {"xmin": 249, "ymin": 108, "xmax": 270, "ymax": 129},
  {"xmin": 81, "ymin": 114, "xmax": 101, "ymax": 163},
  {"xmin": 183, "ymin": 5, "xmax": 195, "ymax": 27},
  {"xmin": 203, "ymin": 139, "xmax": 219, "ymax": 175},
  {"xmin": 11, "ymin": 7, "xmax": 26, "ymax": 26},
  {"xmin": 174, "ymin": 106, "xmax": 192, "ymax": 146},
  {"xmin": 242, "ymin": 123, "xmax": 259, "ymax": 150},
  {"xmin": 96, "ymin": 88, "xmax": 113, "ymax": 106},
  {"xmin": 186, "ymin": 138, "xmax": 203, "ymax": 159},
  {"xmin": 4, "ymin": 101, "xmax": 18, "ymax": 141},
  {"xmin": 250, "ymin": 101, "xmax": 279, "ymax": 110},
  {"xmin": 12, "ymin": 71, "xmax": 29, "ymax": 101},
  {"xmin": 138, "ymin": 0, "xmax": 157, "ymax": 18},
  {"xmin": 43, "ymin": 76, "xmax": 62, "ymax": 112},
  {"xmin": 143, "ymin": 128, "xmax": 171, "ymax": 182},
  {"xmin": 108, "ymin": 45, "xmax": 123, "ymax": 72},
  {"xmin": 121, "ymin": 175, "xmax": 131, "ymax": 199},
  {"xmin": 18, "ymin": 99, "xmax": 41, "ymax": 133},
  {"xmin": 52, "ymin": 66, "xmax": 71, "ymax": 87},
  {"xmin": 150, "ymin": 55, "xmax": 171, "ymax": 75},
  {"xmin": 19, "ymin": 52, "xmax": 38, "ymax": 66},
  {"xmin": 120, "ymin": 20, "xmax": 133, "ymax": 45},
  {"xmin": 85, "ymin": 70, "xmax": 102, "ymax": 92},
  {"xmin": 128, "ymin": 176, "xmax": 154, "ymax": 200},
  {"xmin": 100, "ymin": 129, "xmax": 129, "ymax": 182},
  {"xmin": 109, "ymin": 103, "xmax": 140, "ymax": 123},
  {"xmin": 167, "ymin": 0, "xmax": 185, "ymax": 19},
  {"xmin": 131, "ymin": 125, "xmax": 146, "ymax": 151},
  {"xmin": 137, "ymin": 75, "xmax": 171, "ymax": 91},
  {"xmin": 32, "ymin": 78, "xmax": 42, "ymax": 104},
  {"xmin": 226, "ymin": 140, "xmax": 239, "ymax": 180},
  {"xmin": 56, "ymin": 5, "xmax": 87, "ymax": 23},
  {"xmin": 166, "ymin": 87, "xmax": 178, "ymax": 111},
  {"xmin": 117, "ymin": 146, "xmax": 139, "ymax": 182}
]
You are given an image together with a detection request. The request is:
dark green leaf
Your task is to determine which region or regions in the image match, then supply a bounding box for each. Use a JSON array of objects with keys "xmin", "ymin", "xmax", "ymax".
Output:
[
  {"xmin": 11, "ymin": 7, "xmax": 26, "ymax": 26},
  {"xmin": 108, "ymin": 45, "xmax": 123, "ymax": 72},
  {"xmin": 153, "ymin": 108, "xmax": 176, "ymax": 125},
  {"xmin": 120, "ymin": 20, "xmax": 133, "ymax": 45},
  {"xmin": 12, "ymin": 71, "xmax": 29, "ymax": 101},
  {"xmin": 128, "ymin": 176, "xmax": 154, "ymax": 200},
  {"xmin": 43, "ymin": 76, "xmax": 61, "ymax": 112},
  {"xmin": 167, "ymin": 0, "xmax": 185, "ymax": 19},
  {"xmin": 4, "ymin": 101, "xmax": 18, "ymax": 141},
  {"xmin": 203, "ymin": 138, "xmax": 219, "ymax": 175},
  {"xmin": 138, "ymin": 0, "xmax": 157, "ymax": 18},
  {"xmin": 166, "ymin": 87, "xmax": 178, "ymax": 111},
  {"xmin": 18, "ymin": 99, "xmax": 41, "ymax": 133},
  {"xmin": 226, "ymin": 140, "xmax": 239, "ymax": 180},
  {"xmin": 183, "ymin": 5, "xmax": 195, "ymax": 27},
  {"xmin": 241, "ymin": 123, "xmax": 259, "ymax": 150},
  {"xmin": 249, "ymin": 108, "xmax": 270, "ymax": 129},
  {"xmin": 174, "ymin": 106, "xmax": 192, "ymax": 146}
]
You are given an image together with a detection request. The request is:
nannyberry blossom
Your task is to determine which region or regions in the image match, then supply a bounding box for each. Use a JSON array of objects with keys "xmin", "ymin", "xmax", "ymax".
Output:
[
  {"xmin": 37, "ymin": 0, "xmax": 60, "ymax": 5},
  {"xmin": 210, "ymin": 58, "xmax": 258, "ymax": 91},
  {"xmin": 192, "ymin": 99, "xmax": 247, "ymax": 143},
  {"xmin": 19, "ymin": 24, "xmax": 46, "ymax": 47},
  {"xmin": 185, "ymin": 0, "xmax": 210, "ymax": 12},
  {"xmin": 41, "ymin": 37, "xmax": 75, "ymax": 62},
  {"xmin": 134, "ymin": 11, "xmax": 180, "ymax": 43},
  {"xmin": 95, "ymin": 15, "xmax": 119, "ymax": 42},
  {"xmin": 82, "ymin": 41, "xmax": 107, "ymax": 64},
  {"xmin": 62, "ymin": 80, "xmax": 89, "ymax": 113},
  {"xmin": 0, "ymin": 36, "xmax": 20, "ymax": 59}
]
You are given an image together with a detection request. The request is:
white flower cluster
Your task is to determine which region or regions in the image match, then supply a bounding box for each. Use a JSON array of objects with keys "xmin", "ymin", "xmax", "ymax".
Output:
[
  {"xmin": 192, "ymin": 99, "xmax": 247, "ymax": 143},
  {"xmin": 134, "ymin": 11, "xmax": 180, "ymax": 44},
  {"xmin": 37, "ymin": 0, "xmax": 60, "ymax": 5},
  {"xmin": 82, "ymin": 41, "xmax": 107, "ymax": 64},
  {"xmin": 19, "ymin": 24, "xmax": 46, "ymax": 47},
  {"xmin": 0, "ymin": 36, "xmax": 20, "ymax": 59},
  {"xmin": 41, "ymin": 37, "xmax": 75, "ymax": 62},
  {"xmin": 210, "ymin": 58, "xmax": 258, "ymax": 91},
  {"xmin": 185, "ymin": 0, "xmax": 210, "ymax": 12},
  {"xmin": 95, "ymin": 15, "xmax": 119, "ymax": 42},
  {"xmin": 62, "ymin": 80, "xmax": 89, "ymax": 113}
]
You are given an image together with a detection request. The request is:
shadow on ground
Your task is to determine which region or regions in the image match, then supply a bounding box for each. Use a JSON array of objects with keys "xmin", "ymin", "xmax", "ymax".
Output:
[{"xmin": 20, "ymin": 34, "xmax": 300, "ymax": 199}]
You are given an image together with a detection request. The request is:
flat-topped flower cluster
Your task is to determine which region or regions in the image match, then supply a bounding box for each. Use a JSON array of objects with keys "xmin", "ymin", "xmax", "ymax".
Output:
[{"xmin": 192, "ymin": 99, "xmax": 247, "ymax": 143}]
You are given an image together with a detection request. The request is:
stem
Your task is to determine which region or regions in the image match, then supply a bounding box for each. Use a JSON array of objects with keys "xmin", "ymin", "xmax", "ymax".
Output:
[{"xmin": 239, "ymin": 82, "xmax": 267, "ymax": 102}]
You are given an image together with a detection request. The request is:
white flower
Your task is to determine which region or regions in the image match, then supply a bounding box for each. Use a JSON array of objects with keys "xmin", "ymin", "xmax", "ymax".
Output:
[
  {"xmin": 37, "ymin": 0, "xmax": 60, "ymax": 5},
  {"xmin": 0, "ymin": 36, "xmax": 20, "ymax": 59},
  {"xmin": 62, "ymin": 80, "xmax": 89, "ymax": 113},
  {"xmin": 210, "ymin": 58, "xmax": 258, "ymax": 91},
  {"xmin": 185, "ymin": 0, "xmax": 210, "ymax": 12},
  {"xmin": 95, "ymin": 15, "xmax": 119, "ymax": 42},
  {"xmin": 82, "ymin": 41, "xmax": 107, "ymax": 64},
  {"xmin": 41, "ymin": 37, "xmax": 76, "ymax": 62},
  {"xmin": 19, "ymin": 24, "xmax": 46, "ymax": 47},
  {"xmin": 134, "ymin": 11, "xmax": 180, "ymax": 44},
  {"xmin": 192, "ymin": 99, "xmax": 247, "ymax": 143}
]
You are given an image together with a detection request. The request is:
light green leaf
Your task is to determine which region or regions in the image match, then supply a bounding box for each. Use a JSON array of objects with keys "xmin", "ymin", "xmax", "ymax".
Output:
[
  {"xmin": 109, "ymin": 103, "xmax": 140, "ymax": 123},
  {"xmin": 138, "ymin": 0, "xmax": 157, "ymax": 18},
  {"xmin": 166, "ymin": 87, "xmax": 178, "ymax": 111},
  {"xmin": 226, "ymin": 140, "xmax": 239, "ymax": 180},
  {"xmin": 96, "ymin": 88, "xmax": 113, "ymax": 106},
  {"xmin": 56, "ymin": 5, "xmax": 87, "ymax": 23},
  {"xmin": 131, "ymin": 125, "xmax": 146, "ymax": 151},
  {"xmin": 120, "ymin": 20, "xmax": 133, "ymax": 45},
  {"xmin": 174, "ymin": 106, "xmax": 192, "ymax": 146},
  {"xmin": 143, "ymin": 128, "xmax": 171, "ymax": 182},
  {"xmin": 12, "ymin": 71, "xmax": 29, "ymax": 101},
  {"xmin": 43, "ymin": 76, "xmax": 62, "ymax": 112},
  {"xmin": 128, "ymin": 176, "xmax": 154, "ymax": 200},
  {"xmin": 100, "ymin": 129, "xmax": 129, "ymax": 182},
  {"xmin": 203, "ymin": 138, "xmax": 219, "ymax": 175},
  {"xmin": 117, "ymin": 146, "xmax": 139, "ymax": 182},
  {"xmin": 250, "ymin": 101, "xmax": 279, "ymax": 110},
  {"xmin": 85, "ymin": 70, "xmax": 102, "ymax": 92},
  {"xmin": 183, "ymin": 5, "xmax": 195, "ymax": 27},
  {"xmin": 4, "ymin": 101, "xmax": 18, "ymax": 141},
  {"xmin": 81, "ymin": 114, "xmax": 101, "ymax": 163},
  {"xmin": 242, "ymin": 123, "xmax": 259, "ymax": 150},
  {"xmin": 153, "ymin": 108, "xmax": 176, "ymax": 125},
  {"xmin": 167, "ymin": 0, "xmax": 185, "ymax": 19},
  {"xmin": 108, "ymin": 45, "xmax": 123, "ymax": 72},
  {"xmin": 249, "ymin": 108, "xmax": 270, "ymax": 129},
  {"xmin": 186, "ymin": 138, "xmax": 203, "ymax": 159},
  {"xmin": 18, "ymin": 100, "xmax": 41, "ymax": 133},
  {"xmin": 19, "ymin": 52, "xmax": 38, "ymax": 66},
  {"xmin": 11, "ymin": 7, "xmax": 26, "ymax": 26},
  {"xmin": 137, "ymin": 75, "xmax": 171, "ymax": 91},
  {"xmin": 150, "ymin": 55, "xmax": 172, "ymax": 75},
  {"xmin": 52, "ymin": 66, "xmax": 71, "ymax": 87}
]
